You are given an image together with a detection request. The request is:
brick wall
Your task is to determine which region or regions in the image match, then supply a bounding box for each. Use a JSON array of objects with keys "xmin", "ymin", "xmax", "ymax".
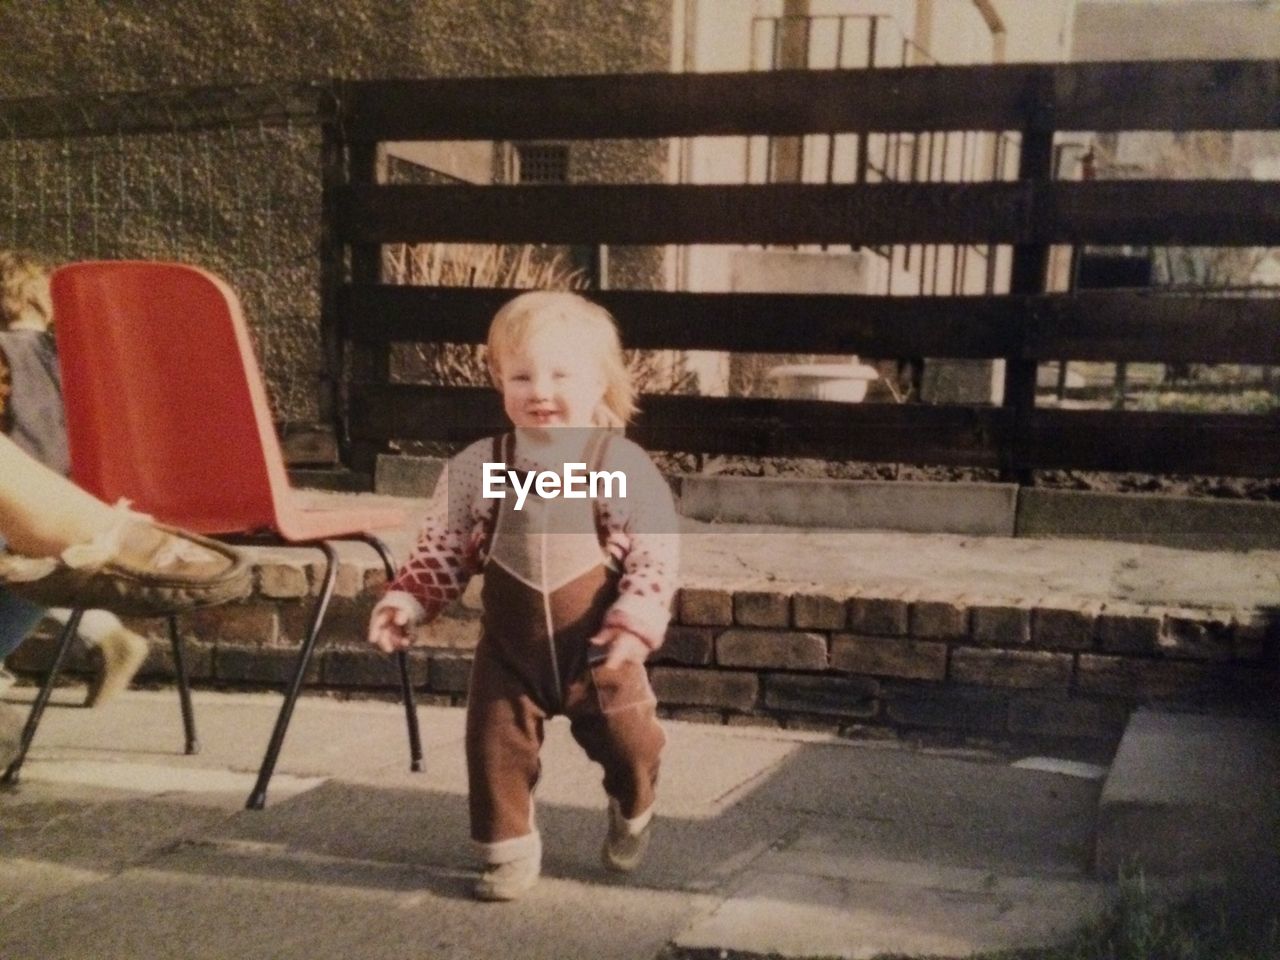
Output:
[{"xmin": 12, "ymin": 553, "xmax": 1278, "ymax": 748}]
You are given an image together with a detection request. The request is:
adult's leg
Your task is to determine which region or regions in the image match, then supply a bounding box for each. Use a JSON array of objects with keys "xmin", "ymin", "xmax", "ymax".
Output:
[
  {"xmin": 0, "ymin": 433, "xmax": 127, "ymax": 557},
  {"xmin": 0, "ymin": 434, "xmax": 239, "ymax": 588},
  {"xmin": 0, "ymin": 587, "xmax": 43, "ymax": 661}
]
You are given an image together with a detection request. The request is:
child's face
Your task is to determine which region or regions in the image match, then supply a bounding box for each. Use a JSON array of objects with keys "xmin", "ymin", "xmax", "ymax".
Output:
[{"xmin": 497, "ymin": 327, "xmax": 606, "ymax": 432}]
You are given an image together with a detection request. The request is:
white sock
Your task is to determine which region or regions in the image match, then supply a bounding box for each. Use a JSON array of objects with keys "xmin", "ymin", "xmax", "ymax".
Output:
[{"xmin": 613, "ymin": 798, "xmax": 653, "ymax": 835}]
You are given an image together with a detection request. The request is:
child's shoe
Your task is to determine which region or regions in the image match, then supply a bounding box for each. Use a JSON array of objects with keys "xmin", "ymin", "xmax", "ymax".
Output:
[
  {"xmin": 85, "ymin": 627, "xmax": 149, "ymax": 707},
  {"xmin": 601, "ymin": 798, "xmax": 653, "ymax": 873},
  {"xmin": 473, "ymin": 853, "xmax": 541, "ymax": 901}
]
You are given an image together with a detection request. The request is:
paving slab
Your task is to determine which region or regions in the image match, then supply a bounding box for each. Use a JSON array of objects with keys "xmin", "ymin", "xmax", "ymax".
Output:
[
  {"xmin": 676, "ymin": 852, "xmax": 1107, "ymax": 959},
  {"xmin": 732, "ymin": 742, "xmax": 1102, "ymax": 876},
  {"xmin": 5, "ymin": 687, "xmax": 461, "ymax": 781},
  {"xmin": 1018, "ymin": 488, "xmax": 1280, "ymax": 551},
  {"xmin": 678, "ymin": 476, "xmax": 1019, "ymax": 536},
  {"xmin": 1096, "ymin": 708, "xmax": 1280, "ymax": 875}
]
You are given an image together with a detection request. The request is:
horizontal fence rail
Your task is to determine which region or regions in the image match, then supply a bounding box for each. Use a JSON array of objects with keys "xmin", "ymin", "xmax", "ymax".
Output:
[
  {"xmin": 1026, "ymin": 409, "xmax": 1280, "ymax": 476},
  {"xmin": 350, "ymin": 385, "xmax": 1010, "ymax": 467},
  {"xmin": 343, "ymin": 285, "xmax": 1280, "ymax": 364},
  {"xmin": 338, "ymin": 60, "xmax": 1280, "ymax": 141},
  {"xmin": 336, "ymin": 180, "xmax": 1280, "ymax": 246},
  {"xmin": 350, "ymin": 386, "xmax": 1280, "ymax": 478},
  {"xmin": 329, "ymin": 59, "xmax": 1280, "ymax": 479}
]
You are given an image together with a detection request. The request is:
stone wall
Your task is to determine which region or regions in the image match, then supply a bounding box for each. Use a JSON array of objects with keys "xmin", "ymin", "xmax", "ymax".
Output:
[{"xmin": 13, "ymin": 551, "xmax": 1276, "ymax": 750}]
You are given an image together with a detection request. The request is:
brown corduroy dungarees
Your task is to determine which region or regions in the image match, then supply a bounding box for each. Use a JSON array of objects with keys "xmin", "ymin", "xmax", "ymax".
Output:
[{"xmin": 465, "ymin": 432, "xmax": 665, "ymax": 861}]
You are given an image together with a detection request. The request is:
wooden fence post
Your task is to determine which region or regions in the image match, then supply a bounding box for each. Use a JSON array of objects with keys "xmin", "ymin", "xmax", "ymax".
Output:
[
  {"xmin": 346, "ymin": 140, "xmax": 390, "ymax": 478},
  {"xmin": 1001, "ymin": 79, "xmax": 1055, "ymax": 485},
  {"xmin": 318, "ymin": 119, "xmax": 347, "ymax": 463}
]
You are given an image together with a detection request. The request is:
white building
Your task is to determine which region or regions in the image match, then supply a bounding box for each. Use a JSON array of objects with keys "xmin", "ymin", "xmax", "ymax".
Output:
[{"xmin": 675, "ymin": 0, "xmax": 1077, "ymax": 400}]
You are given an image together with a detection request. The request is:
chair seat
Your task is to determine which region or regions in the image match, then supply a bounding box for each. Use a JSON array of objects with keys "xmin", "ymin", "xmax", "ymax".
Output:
[{"xmin": 275, "ymin": 496, "xmax": 404, "ymax": 544}]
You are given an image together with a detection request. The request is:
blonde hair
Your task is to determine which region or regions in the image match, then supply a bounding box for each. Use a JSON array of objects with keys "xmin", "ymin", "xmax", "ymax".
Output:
[
  {"xmin": 486, "ymin": 291, "xmax": 636, "ymax": 428},
  {"xmin": 0, "ymin": 251, "xmax": 52, "ymax": 332}
]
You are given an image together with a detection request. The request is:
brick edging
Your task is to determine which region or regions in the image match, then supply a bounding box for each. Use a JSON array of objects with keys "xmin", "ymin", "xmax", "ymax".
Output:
[{"xmin": 11, "ymin": 559, "xmax": 1278, "ymax": 746}]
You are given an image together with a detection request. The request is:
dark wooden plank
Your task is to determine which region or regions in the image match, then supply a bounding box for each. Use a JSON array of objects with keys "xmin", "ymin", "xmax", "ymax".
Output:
[
  {"xmin": 1026, "ymin": 294, "xmax": 1280, "ymax": 364},
  {"xmin": 336, "ymin": 182, "xmax": 1032, "ymax": 245},
  {"xmin": 350, "ymin": 385, "xmax": 1280, "ymax": 475},
  {"xmin": 634, "ymin": 395, "xmax": 1005, "ymax": 465},
  {"xmin": 342, "ymin": 285, "xmax": 1280, "ymax": 364},
  {"xmin": 345, "ymin": 142, "xmax": 389, "ymax": 476},
  {"xmin": 342, "ymin": 66, "xmax": 1043, "ymax": 140},
  {"xmin": 317, "ymin": 124, "xmax": 345, "ymax": 435},
  {"xmin": 350, "ymin": 385, "xmax": 508, "ymax": 444},
  {"xmin": 340, "ymin": 60, "xmax": 1280, "ymax": 142},
  {"xmin": 349, "ymin": 385, "xmax": 1007, "ymax": 466},
  {"xmin": 340, "ymin": 285, "xmax": 1024, "ymax": 358},
  {"xmin": 1039, "ymin": 180, "xmax": 1280, "ymax": 246},
  {"xmin": 341, "ymin": 284, "xmax": 508, "ymax": 344},
  {"xmin": 335, "ymin": 180, "xmax": 1280, "ymax": 246},
  {"xmin": 1027, "ymin": 409, "xmax": 1280, "ymax": 477}
]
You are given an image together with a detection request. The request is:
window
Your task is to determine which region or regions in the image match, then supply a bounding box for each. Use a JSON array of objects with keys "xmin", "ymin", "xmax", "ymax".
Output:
[{"xmin": 514, "ymin": 143, "xmax": 570, "ymax": 183}]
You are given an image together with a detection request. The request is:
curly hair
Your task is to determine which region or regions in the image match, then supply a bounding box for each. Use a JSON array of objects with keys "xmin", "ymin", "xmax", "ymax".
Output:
[
  {"xmin": 0, "ymin": 250, "xmax": 53, "ymax": 332},
  {"xmin": 486, "ymin": 290, "xmax": 636, "ymax": 428}
]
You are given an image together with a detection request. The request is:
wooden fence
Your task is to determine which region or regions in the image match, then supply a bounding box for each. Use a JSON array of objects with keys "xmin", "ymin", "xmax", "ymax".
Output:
[
  {"xmin": 327, "ymin": 60, "xmax": 1280, "ymax": 480},
  {"xmin": 0, "ymin": 67, "xmax": 1276, "ymax": 480}
]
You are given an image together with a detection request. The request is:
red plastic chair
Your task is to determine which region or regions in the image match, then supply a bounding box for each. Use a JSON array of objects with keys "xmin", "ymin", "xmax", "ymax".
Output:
[{"xmin": 40, "ymin": 260, "xmax": 421, "ymax": 807}]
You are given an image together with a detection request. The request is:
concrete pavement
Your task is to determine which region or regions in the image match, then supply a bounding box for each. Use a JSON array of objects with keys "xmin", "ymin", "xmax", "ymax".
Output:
[{"xmin": 0, "ymin": 686, "xmax": 1114, "ymax": 960}]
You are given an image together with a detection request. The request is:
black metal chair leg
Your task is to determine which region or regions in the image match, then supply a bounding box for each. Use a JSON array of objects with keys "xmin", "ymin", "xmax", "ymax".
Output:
[
  {"xmin": 396, "ymin": 651, "xmax": 423, "ymax": 772},
  {"xmin": 167, "ymin": 616, "xmax": 199, "ymax": 755},
  {"xmin": 245, "ymin": 540, "xmax": 338, "ymax": 810},
  {"xmin": 2, "ymin": 609, "xmax": 84, "ymax": 786},
  {"xmin": 358, "ymin": 532, "xmax": 424, "ymax": 773}
]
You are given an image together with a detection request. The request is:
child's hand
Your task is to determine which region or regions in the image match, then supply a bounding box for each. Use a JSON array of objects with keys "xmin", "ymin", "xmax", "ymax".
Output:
[
  {"xmin": 589, "ymin": 627, "xmax": 650, "ymax": 669},
  {"xmin": 367, "ymin": 597, "xmax": 415, "ymax": 653}
]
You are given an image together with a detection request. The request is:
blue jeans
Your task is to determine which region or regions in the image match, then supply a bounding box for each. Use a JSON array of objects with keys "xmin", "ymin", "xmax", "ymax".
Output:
[{"xmin": 0, "ymin": 587, "xmax": 44, "ymax": 662}]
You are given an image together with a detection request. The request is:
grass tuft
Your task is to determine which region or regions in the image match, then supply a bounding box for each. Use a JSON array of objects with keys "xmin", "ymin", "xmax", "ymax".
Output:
[{"xmin": 974, "ymin": 867, "xmax": 1280, "ymax": 960}]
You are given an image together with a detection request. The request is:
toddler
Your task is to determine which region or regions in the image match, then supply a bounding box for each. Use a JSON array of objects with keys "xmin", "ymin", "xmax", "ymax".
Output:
[{"xmin": 368, "ymin": 291, "xmax": 678, "ymax": 901}]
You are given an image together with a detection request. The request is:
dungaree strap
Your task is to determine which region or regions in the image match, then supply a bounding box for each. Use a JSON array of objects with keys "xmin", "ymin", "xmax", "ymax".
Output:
[
  {"xmin": 480, "ymin": 430, "xmax": 615, "ymax": 550},
  {"xmin": 585, "ymin": 430, "xmax": 614, "ymax": 543}
]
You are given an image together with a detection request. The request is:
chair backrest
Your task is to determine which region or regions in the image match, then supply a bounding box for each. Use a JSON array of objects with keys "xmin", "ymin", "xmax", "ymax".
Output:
[{"xmin": 51, "ymin": 261, "xmax": 292, "ymax": 535}]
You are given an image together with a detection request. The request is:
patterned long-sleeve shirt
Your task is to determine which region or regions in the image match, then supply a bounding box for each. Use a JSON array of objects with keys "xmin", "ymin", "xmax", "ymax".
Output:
[{"xmin": 382, "ymin": 434, "xmax": 679, "ymax": 649}]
